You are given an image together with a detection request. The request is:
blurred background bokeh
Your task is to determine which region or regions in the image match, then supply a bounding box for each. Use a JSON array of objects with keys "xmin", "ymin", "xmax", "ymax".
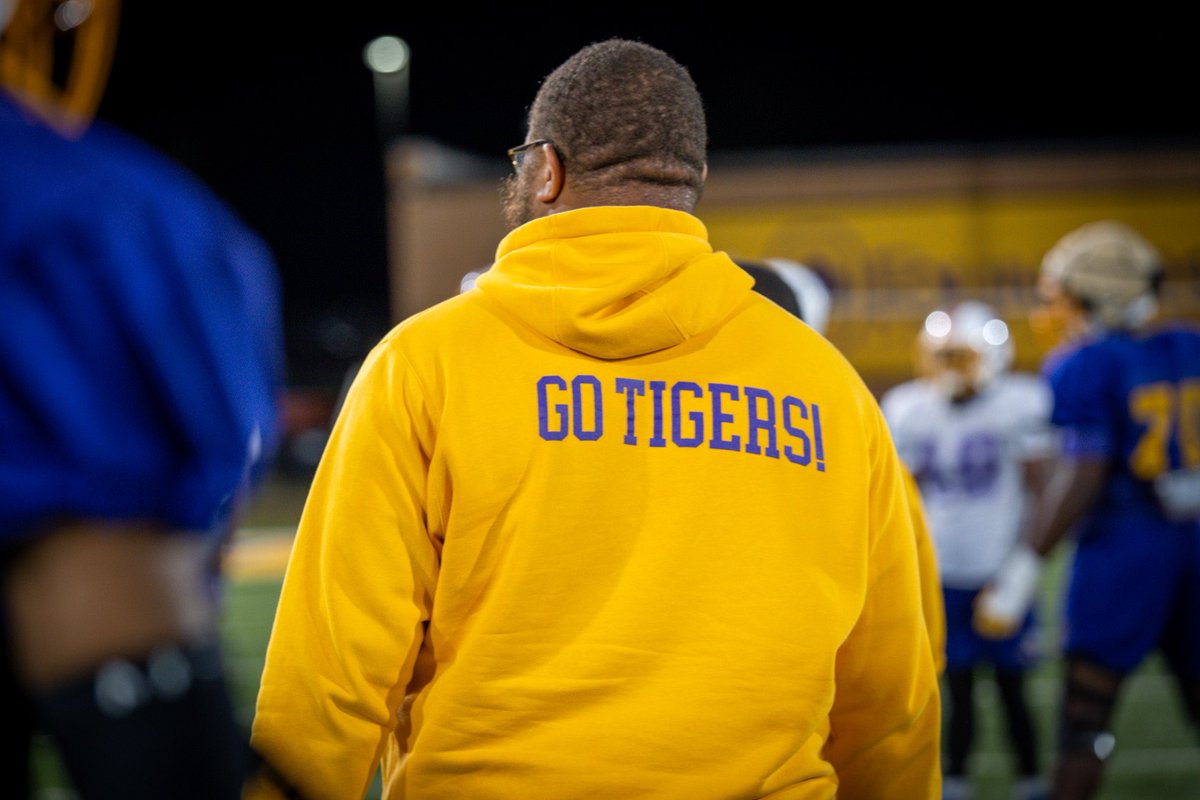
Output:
[{"xmin": 81, "ymin": 4, "xmax": 1200, "ymax": 477}]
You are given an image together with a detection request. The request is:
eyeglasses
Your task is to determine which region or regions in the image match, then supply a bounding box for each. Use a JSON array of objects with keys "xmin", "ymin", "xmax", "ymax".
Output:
[{"xmin": 506, "ymin": 138, "xmax": 556, "ymax": 174}]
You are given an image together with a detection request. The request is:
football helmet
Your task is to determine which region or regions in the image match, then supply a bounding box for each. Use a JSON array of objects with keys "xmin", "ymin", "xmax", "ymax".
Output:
[
  {"xmin": 0, "ymin": 0, "xmax": 121, "ymax": 135},
  {"xmin": 738, "ymin": 257, "xmax": 833, "ymax": 334},
  {"xmin": 1039, "ymin": 220, "xmax": 1163, "ymax": 332},
  {"xmin": 916, "ymin": 300, "xmax": 1013, "ymax": 400},
  {"xmin": 764, "ymin": 258, "xmax": 832, "ymax": 335}
]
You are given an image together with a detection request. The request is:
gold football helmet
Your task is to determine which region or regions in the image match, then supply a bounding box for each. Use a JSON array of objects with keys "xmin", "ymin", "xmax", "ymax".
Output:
[
  {"xmin": 1034, "ymin": 220, "xmax": 1162, "ymax": 344},
  {"xmin": 0, "ymin": 0, "xmax": 121, "ymax": 135}
]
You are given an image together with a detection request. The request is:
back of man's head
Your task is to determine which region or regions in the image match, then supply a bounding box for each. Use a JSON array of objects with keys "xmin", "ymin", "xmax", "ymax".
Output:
[{"xmin": 527, "ymin": 39, "xmax": 707, "ymax": 209}]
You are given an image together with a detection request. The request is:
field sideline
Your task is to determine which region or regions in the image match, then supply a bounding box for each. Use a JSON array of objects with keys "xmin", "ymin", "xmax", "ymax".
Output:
[
  {"xmin": 30, "ymin": 516, "xmax": 1200, "ymax": 799},
  {"xmin": 220, "ymin": 523, "xmax": 1200, "ymax": 800}
]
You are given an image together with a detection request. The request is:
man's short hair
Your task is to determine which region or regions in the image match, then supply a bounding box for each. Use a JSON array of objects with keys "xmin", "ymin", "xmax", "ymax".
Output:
[{"xmin": 527, "ymin": 39, "xmax": 707, "ymax": 201}]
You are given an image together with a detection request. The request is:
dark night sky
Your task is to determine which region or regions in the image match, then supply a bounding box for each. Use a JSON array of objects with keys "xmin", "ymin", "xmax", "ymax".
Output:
[{"xmin": 93, "ymin": 4, "xmax": 1198, "ymax": 386}]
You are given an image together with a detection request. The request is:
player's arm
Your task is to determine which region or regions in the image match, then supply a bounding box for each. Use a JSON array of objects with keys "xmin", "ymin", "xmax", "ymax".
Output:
[
  {"xmin": 249, "ymin": 339, "xmax": 439, "ymax": 800},
  {"xmin": 824, "ymin": 407, "xmax": 942, "ymax": 799},
  {"xmin": 901, "ymin": 464, "xmax": 945, "ymax": 675},
  {"xmin": 1021, "ymin": 445, "xmax": 1056, "ymax": 498},
  {"xmin": 1027, "ymin": 455, "xmax": 1108, "ymax": 557},
  {"xmin": 974, "ymin": 450, "xmax": 1108, "ymax": 637}
]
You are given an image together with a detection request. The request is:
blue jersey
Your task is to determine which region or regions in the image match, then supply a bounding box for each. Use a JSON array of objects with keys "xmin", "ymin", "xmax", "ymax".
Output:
[
  {"xmin": 0, "ymin": 92, "xmax": 284, "ymax": 543},
  {"xmin": 1044, "ymin": 322, "xmax": 1200, "ymax": 674},
  {"xmin": 1046, "ymin": 323, "xmax": 1200, "ymax": 534}
]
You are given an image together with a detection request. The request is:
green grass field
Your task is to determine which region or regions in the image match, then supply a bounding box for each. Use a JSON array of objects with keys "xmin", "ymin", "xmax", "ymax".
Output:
[{"xmin": 30, "ymin": 474, "xmax": 1200, "ymax": 798}]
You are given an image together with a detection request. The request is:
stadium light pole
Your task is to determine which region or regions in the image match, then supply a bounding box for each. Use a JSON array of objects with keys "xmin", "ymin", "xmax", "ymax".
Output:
[
  {"xmin": 363, "ymin": 35, "xmax": 411, "ymax": 142},
  {"xmin": 362, "ymin": 34, "xmax": 413, "ymax": 339}
]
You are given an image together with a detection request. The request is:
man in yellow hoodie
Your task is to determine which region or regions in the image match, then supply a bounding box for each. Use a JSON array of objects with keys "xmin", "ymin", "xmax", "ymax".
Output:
[{"xmin": 250, "ymin": 39, "xmax": 941, "ymax": 800}]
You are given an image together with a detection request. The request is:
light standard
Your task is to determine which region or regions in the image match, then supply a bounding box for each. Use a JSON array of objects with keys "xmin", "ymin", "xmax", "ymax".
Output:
[{"xmin": 363, "ymin": 35, "xmax": 411, "ymax": 142}]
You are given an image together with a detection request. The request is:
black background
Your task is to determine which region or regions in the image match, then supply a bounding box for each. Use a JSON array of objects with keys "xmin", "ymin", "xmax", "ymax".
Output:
[{"xmin": 93, "ymin": 5, "xmax": 1198, "ymax": 388}]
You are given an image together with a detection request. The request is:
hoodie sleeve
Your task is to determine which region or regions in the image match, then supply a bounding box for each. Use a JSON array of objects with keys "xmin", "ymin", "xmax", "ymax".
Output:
[
  {"xmin": 250, "ymin": 339, "xmax": 440, "ymax": 800},
  {"xmin": 904, "ymin": 465, "xmax": 947, "ymax": 675},
  {"xmin": 823, "ymin": 399, "xmax": 943, "ymax": 799}
]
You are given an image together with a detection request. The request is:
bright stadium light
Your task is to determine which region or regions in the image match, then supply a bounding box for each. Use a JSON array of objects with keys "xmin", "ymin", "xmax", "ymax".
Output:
[
  {"xmin": 363, "ymin": 35, "xmax": 410, "ymax": 75},
  {"xmin": 924, "ymin": 310, "xmax": 952, "ymax": 339},
  {"xmin": 364, "ymin": 35, "xmax": 411, "ymax": 142},
  {"xmin": 982, "ymin": 318, "xmax": 1009, "ymax": 346}
]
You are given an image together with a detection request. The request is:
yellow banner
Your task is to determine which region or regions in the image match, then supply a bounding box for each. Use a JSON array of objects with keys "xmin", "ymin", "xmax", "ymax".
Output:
[{"xmin": 706, "ymin": 189, "xmax": 1200, "ymax": 394}]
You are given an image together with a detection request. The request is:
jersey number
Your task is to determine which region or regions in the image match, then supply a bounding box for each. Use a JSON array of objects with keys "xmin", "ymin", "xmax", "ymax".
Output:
[
  {"xmin": 1129, "ymin": 379, "xmax": 1200, "ymax": 479},
  {"xmin": 912, "ymin": 433, "xmax": 1001, "ymax": 496}
]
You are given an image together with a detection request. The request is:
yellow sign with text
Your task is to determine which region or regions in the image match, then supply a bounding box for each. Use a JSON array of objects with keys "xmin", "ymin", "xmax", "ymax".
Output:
[{"xmin": 705, "ymin": 189, "xmax": 1200, "ymax": 395}]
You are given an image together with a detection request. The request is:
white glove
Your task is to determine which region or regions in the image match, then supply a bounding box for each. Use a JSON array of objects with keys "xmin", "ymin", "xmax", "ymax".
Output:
[
  {"xmin": 1154, "ymin": 468, "xmax": 1200, "ymax": 521},
  {"xmin": 974, "ymin": 544, "xmax": 1043, "ymax": 639}
]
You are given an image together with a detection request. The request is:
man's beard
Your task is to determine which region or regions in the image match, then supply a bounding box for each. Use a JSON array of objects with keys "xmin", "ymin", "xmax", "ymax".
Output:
[{"xmin": 499, "ymin": 173, "xmax": 534, "ymax": 231}]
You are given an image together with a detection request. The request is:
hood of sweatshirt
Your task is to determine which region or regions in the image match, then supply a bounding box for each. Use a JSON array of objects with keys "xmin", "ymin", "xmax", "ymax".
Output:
[{"xmin": 475, "ymin": 206, "xmax": 755, "ymax": 360}]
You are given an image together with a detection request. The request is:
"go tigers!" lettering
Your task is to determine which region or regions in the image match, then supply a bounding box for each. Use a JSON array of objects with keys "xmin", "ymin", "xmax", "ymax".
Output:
[{"xmin": 536, "ymin": 375, "xmax": 827, "ymax": 472}]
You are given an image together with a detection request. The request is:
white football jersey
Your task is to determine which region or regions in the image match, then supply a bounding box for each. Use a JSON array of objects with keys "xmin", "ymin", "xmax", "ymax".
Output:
[{"xmin": 881, "ymin": 373, "xmax": 1055, "ymax": 589}]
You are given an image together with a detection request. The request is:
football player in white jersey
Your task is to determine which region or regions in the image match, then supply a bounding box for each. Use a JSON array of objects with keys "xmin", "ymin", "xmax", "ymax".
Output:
[{"xmin": 881, "ymin": 300, "xmax": 1056, "ymax": 800}]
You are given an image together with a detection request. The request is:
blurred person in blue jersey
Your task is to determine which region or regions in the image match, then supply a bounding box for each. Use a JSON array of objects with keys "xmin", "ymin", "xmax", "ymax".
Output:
[
  {"xmin": 0, "ymin": 1, "xmax": 285, "ymax": 797},
  {"xmin": 882, "ymin": 300, "xmax": 1056, "ymax": 800},
  {"xmin": 975, "ymin": 220, "xmax": 1200, "ymax": 800}
]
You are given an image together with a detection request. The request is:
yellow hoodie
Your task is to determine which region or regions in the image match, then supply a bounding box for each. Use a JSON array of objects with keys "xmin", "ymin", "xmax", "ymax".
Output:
[{"xmin": 250, "ymin": 206, "xmax": 941, "ymax": 799}]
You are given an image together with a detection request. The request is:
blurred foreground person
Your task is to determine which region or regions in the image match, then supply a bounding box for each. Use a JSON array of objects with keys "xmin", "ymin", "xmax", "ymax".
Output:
[
  {"xmin": 0, "ymin": 2, "xmax": 284, "ymax": 796},
  {"xmin": 252, "ymin": 38, "xmax": 940, "ymax": 799},
  {"xmin": 883, "ymin": 301, "xmax": 1055, "ymax": 800},
  {"xmin": 977, "ymin": 221, "xmax": 1200, "ymax": 800}
]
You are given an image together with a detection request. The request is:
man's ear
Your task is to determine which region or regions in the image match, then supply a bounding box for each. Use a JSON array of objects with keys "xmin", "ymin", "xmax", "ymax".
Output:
[{"xmin": 534, "ymin": 142, "xmax": 564, "ymax": 204}]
